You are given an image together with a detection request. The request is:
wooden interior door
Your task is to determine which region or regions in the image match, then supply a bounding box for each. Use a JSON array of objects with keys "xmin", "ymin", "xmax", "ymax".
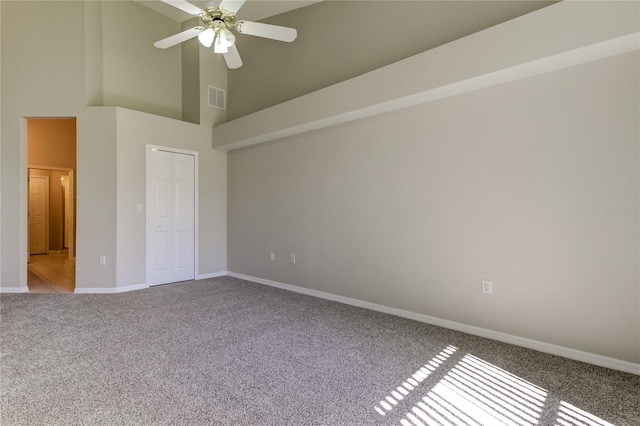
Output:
[{"xmin": 29, "ymin": 176, "xmax": 49, "ymax": 254}]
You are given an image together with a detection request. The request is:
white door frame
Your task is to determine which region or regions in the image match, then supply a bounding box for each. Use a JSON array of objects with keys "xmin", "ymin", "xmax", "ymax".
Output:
[
  {"xmin": 145, "ymin": 144, "xmax": 199, "ymax": 285},
  {"xmin": 61, "ymin": 171, "xmax": 73, "ymax": 255},
  {"xmin": 16, "ymin": 116, "xmax": 76, "ymax": 291},
  {"xmin": 28, "ymin": 165, "xmax": 75, "ymax": 260}
]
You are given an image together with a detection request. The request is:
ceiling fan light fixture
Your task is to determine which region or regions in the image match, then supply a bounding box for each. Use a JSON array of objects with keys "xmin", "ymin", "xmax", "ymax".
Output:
[
  {"xmin": 213, "ymin": 34, "xmax": 229, "ymax": 53},
  {"xmin": 198, "ymin": 27, "xmax": 215, "ymax": 48},
  {"xmin": 218, "ymin": 27, "xmax": 236, "ymax": 47},
  {"xmin": 153, "ymin": 0, "xmax": 298, "ymax": 69}
]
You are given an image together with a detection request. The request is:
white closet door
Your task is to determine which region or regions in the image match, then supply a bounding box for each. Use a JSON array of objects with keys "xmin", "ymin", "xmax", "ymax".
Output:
[
  {"xmin": 172, "ymin": 153, "xmax": 195, "ymax": 282},
  {"xmin": 147, "ymin": 149, "xmax": 195, "ymax": 286}
]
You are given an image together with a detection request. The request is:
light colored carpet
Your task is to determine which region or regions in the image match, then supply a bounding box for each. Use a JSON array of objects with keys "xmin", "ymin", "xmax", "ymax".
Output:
[{"xmin": 1, "ymin": 276, "xmax": 638, "ymax": 425}]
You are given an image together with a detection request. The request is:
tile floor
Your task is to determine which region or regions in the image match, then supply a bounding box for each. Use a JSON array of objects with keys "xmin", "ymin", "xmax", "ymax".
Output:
[{"xmin": 27, "ymin": 253, "xmax": 75, "ymax": 293}]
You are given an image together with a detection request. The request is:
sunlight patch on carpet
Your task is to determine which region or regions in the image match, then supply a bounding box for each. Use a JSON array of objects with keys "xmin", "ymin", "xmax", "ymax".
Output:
[
  {"xmin": 375, "ymin": 348, "xmax": 615, "ymax": 426},
  {"xmin": 555, "ymin": 401, "xmax": 614, "ymax": 426},
  {"xmin": 375, "ymin": 345, "xmax": 458, "ymax": 416}
]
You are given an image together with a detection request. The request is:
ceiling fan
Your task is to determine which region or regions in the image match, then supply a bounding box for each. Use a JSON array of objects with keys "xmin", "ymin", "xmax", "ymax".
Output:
[{"xmin": 153, "ymin": 0, "xmax": 298, "ymax": 69}]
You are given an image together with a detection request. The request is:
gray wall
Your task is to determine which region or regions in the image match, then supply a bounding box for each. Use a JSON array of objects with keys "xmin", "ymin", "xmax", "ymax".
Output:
[
  {"xmin": 1, "ymin": 1, "xmax": 228, "ymax": 290},
  {"xmin": 1, "ymin": 0, "xmax": 85, "ymax": 288},
  {"xmin": 116, "ymin": 108, "xmax": 227, "ymax": 287},
  {"xmin": 1, "ymin": 0, "xmax": 3, "ymax": 284},
  {"xmin": 181, "ymin": 16, "xmax": 228, "ymax": 127},
  {"xmin": 227, "ymin": 0, "xmax": 555, "ymax": 119},
  {"xmin": 182, "ymin": 18, "xmax": 201, "ymax": 124},
  {"xmin": 228, "ymin": 51, "xmax": 639, "ymax": 363},
  {"xmin": 101, "ymin": 0, "xmax": 183, "ymax": 119},
  {"xmin": 76, "ymin": 108, "xmax": 118, "ymax": 288}
]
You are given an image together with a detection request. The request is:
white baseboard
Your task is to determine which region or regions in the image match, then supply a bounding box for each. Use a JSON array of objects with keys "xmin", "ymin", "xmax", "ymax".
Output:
[
  {"xmin": 73, "ymin": 273, "xmax": 229, "ymax": 294},
  {"xmin": 74, "ymin": 287, "xmax": 115, "ymax": 294},
  {"xmin": 197, "ymin": 271, "xmax": 228, "ymax": 280},
  {"xmin": 74, "ymin": 283, "xmax": 148, "ymax": 294},
  {"xmin": 227, "ymin": 272, "xmax": 640, "ymax": 375},
  {"xmin": 0, "ymin": 286, "xmax": 29, "ymax": 293},
  {"xmin": 116, "ymin": 283, "xmax": 148, "ymax": 293}
]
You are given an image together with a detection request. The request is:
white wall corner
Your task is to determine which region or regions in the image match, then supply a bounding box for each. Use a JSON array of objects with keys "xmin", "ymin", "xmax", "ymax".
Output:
[
  {"xmin": 116, "ymin": 283, "xmax": 148, "ymax": 293},
  {"xmin": 74, "ymin": 287, "xmax": 118, "ymax": 294},
  {"xmin": 74, "ymin": 284, "xmax": 148, "ymax": 294},
  {"xmin": 197, "ymin": 271, "xmax": 229, "ymax": 280}
]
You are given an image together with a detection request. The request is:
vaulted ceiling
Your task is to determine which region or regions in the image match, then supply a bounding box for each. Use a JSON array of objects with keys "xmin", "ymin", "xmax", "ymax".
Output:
[{"xmin": 227, "ymin": 0, "xmax": 558, "ymax": 118}]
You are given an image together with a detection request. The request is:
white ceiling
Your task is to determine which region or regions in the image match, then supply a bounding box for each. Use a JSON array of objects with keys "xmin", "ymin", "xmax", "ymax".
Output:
[{"xmin": 135, "ymin": 0, "xmax": 322, "ymax": 23}]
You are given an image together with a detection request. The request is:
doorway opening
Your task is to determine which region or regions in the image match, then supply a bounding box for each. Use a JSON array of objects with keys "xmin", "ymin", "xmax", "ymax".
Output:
[{"xmin": 26, "ymin": 118, "xmax": 77, "ymax": 293}]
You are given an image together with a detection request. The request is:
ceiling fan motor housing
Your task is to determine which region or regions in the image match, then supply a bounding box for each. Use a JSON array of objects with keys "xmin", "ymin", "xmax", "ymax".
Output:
[{"xmin": 201, "ymin": 7, "xmax": 237, "ymax": 30}]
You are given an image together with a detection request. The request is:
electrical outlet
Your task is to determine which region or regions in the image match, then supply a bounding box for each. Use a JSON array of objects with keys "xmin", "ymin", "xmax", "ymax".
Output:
[
  {"xmin": 290, "ymin": 254, "xmax": 296, "ymax": 264},
  {"xmin": 269, "ymin": 252, "xmax": 275, "ymax": 261},
  {"xmin": 481, "ymin": 280, "xmax": 493, "ymax": 294}
]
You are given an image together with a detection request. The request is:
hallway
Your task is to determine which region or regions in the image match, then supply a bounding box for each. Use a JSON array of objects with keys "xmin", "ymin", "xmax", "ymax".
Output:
[{"xmin": 27, "ymin": 253, "xmax": 75, "ymax": 293}]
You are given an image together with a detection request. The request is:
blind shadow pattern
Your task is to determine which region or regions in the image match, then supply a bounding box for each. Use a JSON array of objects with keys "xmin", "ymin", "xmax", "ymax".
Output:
[{"xmin": 375, "ymin": 346, "xmax": 614, "ymax": 426}]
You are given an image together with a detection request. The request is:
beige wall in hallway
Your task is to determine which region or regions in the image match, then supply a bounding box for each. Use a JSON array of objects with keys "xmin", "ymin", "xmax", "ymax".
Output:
[
  {"xmin": 27, "ymin": 119, "xmax": 77, "ymax": 252},
  {"xmin": 27, "ymin": 119, "xmax": 76, "ymax": 170}
]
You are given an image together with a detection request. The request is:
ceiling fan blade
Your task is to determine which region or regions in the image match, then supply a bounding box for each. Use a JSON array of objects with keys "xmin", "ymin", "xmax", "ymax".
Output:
[
  {"xmin": 235, "ymin": 21, "xmax": 297, "ymax": 42},
  {"xmin": 220, "ymin": 0, "xmax": 246, "ymax": 14},
  {"xmin": 160, "ymin": 0, "xmax": 204, "ymax": 16},
  {"xmin": 223, "ymin": 44, "xmax": 243, "ymax": 69},
  {"xmin": 154, "ymin": 27, "xmax": 203, "ymax": 49}
]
